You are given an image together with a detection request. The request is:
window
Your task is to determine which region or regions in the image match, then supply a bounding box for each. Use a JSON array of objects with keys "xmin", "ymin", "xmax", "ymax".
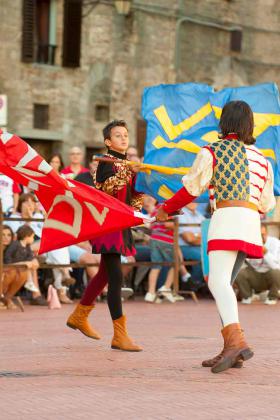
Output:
[
  {"xmin": 230, "ymin": 30, "xmax": 242, "ymax": 52},
  {"xmin": 62, "ymin": 0, "xmax": 82, "ymax": 68},
  {"xmin": 22, "ymin": 0, "xmax": 57, "ymax": 65},
  {"xmin": 95, "ymin": 104, "xmax": 110, "ymax": 122},
  {"xmin": 33, "ymin": 104, "xmax": 49, "ymax": 129}
]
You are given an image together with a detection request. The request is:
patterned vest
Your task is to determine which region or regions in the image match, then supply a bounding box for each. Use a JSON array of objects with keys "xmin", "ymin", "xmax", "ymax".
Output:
[{"xmin": 208, "ymin": 139, "xmax": 250, "ymax": 202}]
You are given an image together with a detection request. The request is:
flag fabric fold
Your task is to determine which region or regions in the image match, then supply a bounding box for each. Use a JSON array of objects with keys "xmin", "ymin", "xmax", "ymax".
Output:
[
  {"xmin": 0, "ymin": 130, "xmax": 146, "ymax": 253},
  {"xmin": 136, "ymin": 82, "xmax": 280, "ymax": 201}
]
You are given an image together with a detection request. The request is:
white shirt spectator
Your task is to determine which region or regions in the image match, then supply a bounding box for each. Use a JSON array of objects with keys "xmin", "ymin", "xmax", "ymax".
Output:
[
  {"xmin": 178, "ymin": 207, "xmax": 205, "ymax": 246},
  {"xmin": 247, "ymin": 236, "xmax": 280, "ymax": 272},
  {"xmin": 0, "ymin": 174, "xmax": 21, "ymax": 213}
]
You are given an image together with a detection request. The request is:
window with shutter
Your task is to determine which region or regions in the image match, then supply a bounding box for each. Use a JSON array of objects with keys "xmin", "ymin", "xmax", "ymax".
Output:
[
  {"xmin": 62, "ymin": 0, "xmax": 82, "ymax": 68},
  {"xmin": 22, "ymin": 0, "xmax": 35, "ymax": 62},
  {"xmin": 22, "ymin": 0, "xmax": 57, "ymax": 65}
]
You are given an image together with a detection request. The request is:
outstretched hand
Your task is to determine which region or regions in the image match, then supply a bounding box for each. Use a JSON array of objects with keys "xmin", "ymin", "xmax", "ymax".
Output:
[{"xmin": 156, "ymin": 206, "xmax": 169, "ymax": 222}]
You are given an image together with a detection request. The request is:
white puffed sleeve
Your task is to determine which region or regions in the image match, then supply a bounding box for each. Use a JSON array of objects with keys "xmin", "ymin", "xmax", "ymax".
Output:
[
  {"xmin": 182, "ymin": 147, "xmax": 214, "ymax": 196},
  {"xmin": 259, "ymin": 161, "xmax": 276, "ymax": 213}
]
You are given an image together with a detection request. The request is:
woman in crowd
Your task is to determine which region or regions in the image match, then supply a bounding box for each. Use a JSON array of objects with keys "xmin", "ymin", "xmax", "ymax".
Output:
[{"xmin": 1, "ymin": 225, "xmax": 27, "ymax": 310}]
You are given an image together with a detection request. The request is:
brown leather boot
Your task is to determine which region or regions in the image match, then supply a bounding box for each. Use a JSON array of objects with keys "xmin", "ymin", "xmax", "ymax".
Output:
[
  {"xmin": 202, "ymin": 326, "xmax": 243, "ymax": 369},
  {"xmin": 66, "ymin": 303, "xmax": 101, "ymax": 340},
  {"xmin": 202, "ymin": 351, "xmax": 243, "ymax": 368},
  {"xmin": 111, "ymin": 315, "xmax": 142, "ymax": 352},
  {"xmin": 211, "ymin": 323, "xmax": 253, "ymax": 373}
]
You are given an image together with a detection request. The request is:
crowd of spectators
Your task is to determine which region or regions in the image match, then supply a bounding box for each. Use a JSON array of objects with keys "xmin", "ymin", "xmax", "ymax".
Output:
[{"xmin": 1, "ymin": 143, "xmax": 280, "ymax": 310}]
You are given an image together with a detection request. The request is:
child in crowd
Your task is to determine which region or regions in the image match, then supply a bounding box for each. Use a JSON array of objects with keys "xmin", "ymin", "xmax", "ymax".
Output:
[{"xmin": 4, "ymin": 225, "xmax": 42, "ymax": 300}]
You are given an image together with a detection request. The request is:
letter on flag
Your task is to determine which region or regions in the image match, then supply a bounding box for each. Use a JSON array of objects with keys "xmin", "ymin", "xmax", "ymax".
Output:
[{"xmin": 0, "ymin": 130, "xmax": 147, "ymax": 253}]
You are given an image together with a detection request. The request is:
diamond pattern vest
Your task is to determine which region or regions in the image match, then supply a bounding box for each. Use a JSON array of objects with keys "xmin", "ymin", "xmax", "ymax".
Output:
[{"xmin": 208, "ymin": 139, "xmax": 250, "ymax": 202}]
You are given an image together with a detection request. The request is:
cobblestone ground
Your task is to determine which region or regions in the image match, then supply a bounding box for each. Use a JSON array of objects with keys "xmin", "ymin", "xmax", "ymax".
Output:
[{"xmin": 1, "ymin": 298, "xmax": 280, "ymax": 419}]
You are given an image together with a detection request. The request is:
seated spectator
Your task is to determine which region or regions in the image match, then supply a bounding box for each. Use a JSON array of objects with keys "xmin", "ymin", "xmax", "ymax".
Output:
[
  {"xmin": 178, "ymin": 203, "xmax": 205, "ymax": 289},
  {"xmin": 126, "ymin": 146, "xmax": 140, "ymax": 162},
  {"xmin": 61, "ymin": 146, "xmax": 89, "ymax": 179},
  {"xmin": 144, "ymin": 204, "xmax": 189, "ymax": 303},
  {"xmin": 1, "ymin": 225, "xmax": 27, "ymax": 310},
  {"xmin": 0, "ymin": 173, "xmax": 21, "ymax": 215},
  {"xmin": 4, "ymin": 225, "xmax": 47, "ymax": 306},
  {"xmin": 48, "ymin": 153, "xmax": 65, "ymax": 174},
  {"xmin": 235, "ymin": 225, "xmax": 280, "ymax": 305},
  {"xmin": 5, "ymin": 192, "xmax": 44, "ymax": 241},
  {"xmin": 75, "ymin": 157, "xmax": 98, "ymax": 187},
  {"xmin": 6, "ymin": 192, "xmax": 76, "ymax": 303}
]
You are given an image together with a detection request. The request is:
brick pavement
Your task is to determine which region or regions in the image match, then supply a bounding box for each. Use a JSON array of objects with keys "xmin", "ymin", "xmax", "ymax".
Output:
[{"xmin": 0, "ymin": 299, "xmax": 280, "ymax": 420}]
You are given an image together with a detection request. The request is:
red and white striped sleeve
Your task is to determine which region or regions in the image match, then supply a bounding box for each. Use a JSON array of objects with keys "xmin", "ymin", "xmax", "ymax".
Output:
[{"xmin": 163, "ymin": 148, "xmax": 214, "ymax": 214}]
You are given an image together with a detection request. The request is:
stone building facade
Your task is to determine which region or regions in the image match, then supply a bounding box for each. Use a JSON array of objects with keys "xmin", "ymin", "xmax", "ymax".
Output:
[{"xmin": 0, "ymin": 0, "xmax": 280, "ymax": 164}]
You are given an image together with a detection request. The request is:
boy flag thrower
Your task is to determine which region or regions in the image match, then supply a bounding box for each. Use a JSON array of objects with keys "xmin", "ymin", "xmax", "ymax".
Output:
[{"xmin": 0, "ymin": 130, "xmax": 151, "ymax": 254}]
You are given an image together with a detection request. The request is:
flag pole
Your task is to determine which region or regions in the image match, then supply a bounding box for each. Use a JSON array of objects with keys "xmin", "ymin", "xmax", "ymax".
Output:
[{"xmin": 92, "ymin": 156, "xmax": 188, "ymax": 175}]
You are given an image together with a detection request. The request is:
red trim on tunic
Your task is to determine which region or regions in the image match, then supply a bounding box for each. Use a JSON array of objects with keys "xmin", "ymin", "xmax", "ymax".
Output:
[
  {"xmin": 163, "ymin": 187, "xmax": 197, "ymax": 214},
  {"xmin": 203, "ymin": 146, "xmax": 216, "ymax": 169},
  {"xmin": 248, "ymin": 159, "xmax": 268, "ymax": 170},
  {"xmin": 246, "ymin": 147, "xmax": 265, "ymax": 158},
  {"xmin": 224, "ymin": 134, "xmax": 238, "ymax": 140},
  {"xmin": 250, "ymin": 170, "xmax": 267, "ymax": 181},
  {"xmin": 208, "ymin": 239, "xmax": 263, "ymax": 258},
  {"xmin": 250, "ymin": 182, "xmax": 263, "ymax": 192}
]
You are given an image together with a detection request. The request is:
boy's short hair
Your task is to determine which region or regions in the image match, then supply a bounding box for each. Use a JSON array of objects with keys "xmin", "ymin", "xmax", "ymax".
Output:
[
  {"xmin": 103, "ymin": 120, "xmax": 128, "ymax": 141},
  {"xmin": 17, "ymin": 225, "xmax": 34, "ymax": 241}
]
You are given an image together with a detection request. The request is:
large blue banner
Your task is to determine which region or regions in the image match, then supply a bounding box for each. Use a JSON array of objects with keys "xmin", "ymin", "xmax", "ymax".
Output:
[{"xmin": 136, "ymin": 82, "xmax": 280, "ymax": 201}]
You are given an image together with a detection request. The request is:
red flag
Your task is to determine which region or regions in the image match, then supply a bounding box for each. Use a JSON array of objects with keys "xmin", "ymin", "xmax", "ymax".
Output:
[{"xmin": 0, "ymin": 130, "xmax": 147, "ymax": 253}]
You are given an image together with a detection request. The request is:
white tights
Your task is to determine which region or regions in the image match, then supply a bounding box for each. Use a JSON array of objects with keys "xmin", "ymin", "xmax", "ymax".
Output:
[{"xmin": 208, "ymin": 250, "xmax": 245, "ymax": 327}]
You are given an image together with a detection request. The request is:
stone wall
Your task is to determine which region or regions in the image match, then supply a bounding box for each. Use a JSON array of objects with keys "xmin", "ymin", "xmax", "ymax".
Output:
[{"xmin": 0, "ymin": 0, "xmax": 280, "ymax": 162}]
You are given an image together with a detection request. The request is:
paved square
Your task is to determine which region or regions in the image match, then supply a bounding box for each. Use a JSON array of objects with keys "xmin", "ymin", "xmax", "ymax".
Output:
[{"xmin": 1, "ymin": 299, "xmax": 279, "ymax": 419}]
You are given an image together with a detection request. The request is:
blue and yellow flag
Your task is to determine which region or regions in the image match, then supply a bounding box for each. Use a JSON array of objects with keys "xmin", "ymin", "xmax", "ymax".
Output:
[{"xmin": 136, "ymin": 82, "xmax": 280, "ymax": 201}]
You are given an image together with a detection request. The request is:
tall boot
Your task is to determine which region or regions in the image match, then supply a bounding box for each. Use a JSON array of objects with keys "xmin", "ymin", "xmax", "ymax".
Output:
[
  {"xmin": 211, "ymin": 323, "xmax": 253, "ymax": 373},
  {"xmin": 66, "ymin": 303, "xmax": 101, "ymax": 340},
  {"xmin": 111, "ymin": 315, "xmax": 142, "ymax": 352},
  {"xmin": 202, "ymin": 326, "xmax": 243, "ymax": 368}
]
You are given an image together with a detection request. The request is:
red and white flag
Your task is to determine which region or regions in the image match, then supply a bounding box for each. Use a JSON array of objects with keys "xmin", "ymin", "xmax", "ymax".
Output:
[{"xmin": 0, "ymin": 130, "xmax": 149, "ymax": 253}]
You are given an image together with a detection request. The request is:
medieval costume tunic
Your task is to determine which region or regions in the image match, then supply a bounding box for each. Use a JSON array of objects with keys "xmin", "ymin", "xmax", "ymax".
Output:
[
  {"xmin": 161, "ymin": 134, "xmax": 276, "ymax": 372},
  {"xmin": 166, "ymin": 135, "xmax": 275, "ymax": 258},
  {"xmin": 91, "ymin": 149, "xmax": 143, "ymax": 256}
]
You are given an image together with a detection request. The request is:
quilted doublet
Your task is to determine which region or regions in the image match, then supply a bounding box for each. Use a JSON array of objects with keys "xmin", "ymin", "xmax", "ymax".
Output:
[{"xmin": 209, "ymin": 140, "xmax": 250, "ymax": 201}]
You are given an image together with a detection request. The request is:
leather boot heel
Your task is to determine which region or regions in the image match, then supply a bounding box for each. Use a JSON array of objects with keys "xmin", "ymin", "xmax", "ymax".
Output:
[
  {"xmin": 211, "ymin": 323, "xmax": 253, "ymax": 374},
  {"xmin": 240, "ymin": 348, "xmax": 254, "ymax": 361},
  {"xmin": 111, "ymin": 315, "xmax": 142, "ymax": 352}
]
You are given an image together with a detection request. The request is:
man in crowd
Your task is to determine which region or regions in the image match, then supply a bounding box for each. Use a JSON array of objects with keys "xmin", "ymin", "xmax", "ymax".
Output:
[
  {"xmin": 126, "ymin": 146, "xmax": 140, "ymax": 162},
  {"xmin": 235, "ymin": 225, "xmax": 280, "ymax": 305},
  {"xmin": 75, "ymin": 157, "xmax": 98, "ymax": 187},
  {"xmin": 61, "ymin": 146, "xmax": 89, "ymax": 179}
]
